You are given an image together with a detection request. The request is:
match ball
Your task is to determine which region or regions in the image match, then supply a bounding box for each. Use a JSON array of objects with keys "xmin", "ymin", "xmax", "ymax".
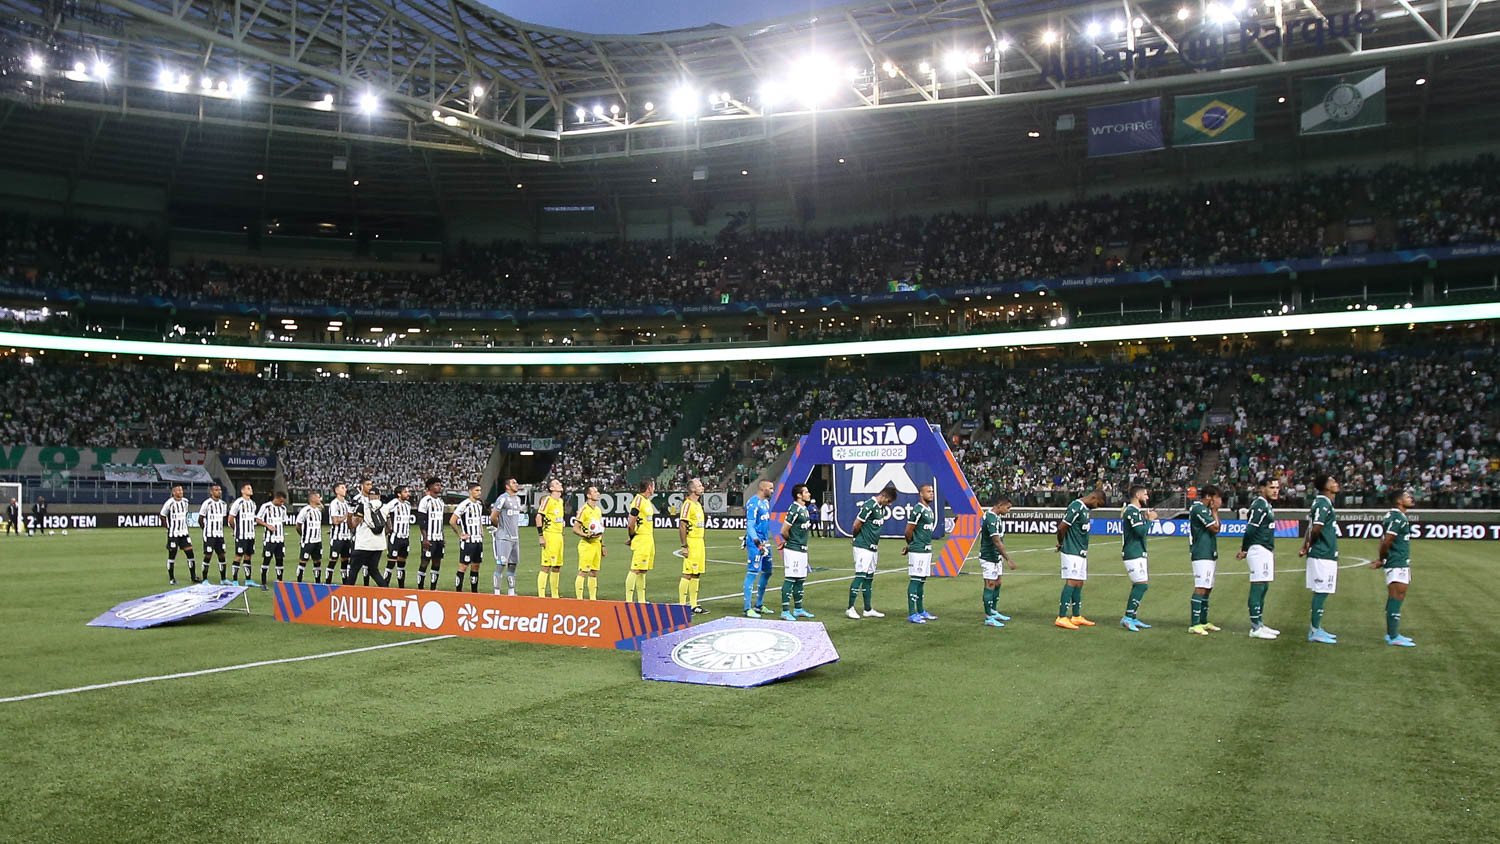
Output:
[
  {"xmin": 61, "ymin": 529, "xmax": 68, "ymax": 536},
  {"xmin": 588, "ymin": 520, "xmax": 604, "ymax": 536}
]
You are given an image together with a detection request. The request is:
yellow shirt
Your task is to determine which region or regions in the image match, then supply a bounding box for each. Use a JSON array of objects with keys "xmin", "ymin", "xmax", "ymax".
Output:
[
  {"xmin": 630, "ymin": 494, "xmax": 656, "ymax": 538},
  {"xmin": 681, "ymin": 498, "xmax": 704, "ymax": 541},
  {"xmin": 578, "ymin": 503, "xmax": 602, "ymax": 542},
  {"xmin": 540, "ymin": 495, "xmax": 565, "ymax": 537}
]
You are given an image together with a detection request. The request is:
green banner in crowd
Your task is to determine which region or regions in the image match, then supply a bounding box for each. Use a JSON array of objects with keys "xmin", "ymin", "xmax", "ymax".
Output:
[
  {"xmin": 1173, "ymin": 88, "xmax": 1256, "ymax": 147},
  {"xmin": 1300, "ymin": 67, "xmax": 1386, "ymax": 135}
]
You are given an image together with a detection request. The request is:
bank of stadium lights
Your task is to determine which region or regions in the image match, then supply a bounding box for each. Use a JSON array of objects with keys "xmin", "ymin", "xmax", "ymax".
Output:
[
  {"xmin": 358, "ymin": 92, "xmax": 380, "ymax": 115},
  {"xmin": 1041, "ymin": 30, "xmax": 1059, "ymax": 45},
  {"xmin": 1178, "ymin": 6, "xmax": 1192, "ymax": 20},
  {"xmin": 26, "ymin": 53, "xmax": 45, "ymax": 73}
]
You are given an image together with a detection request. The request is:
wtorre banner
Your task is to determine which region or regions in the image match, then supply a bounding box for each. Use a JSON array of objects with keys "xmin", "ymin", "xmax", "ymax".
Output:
[{"xmin": 272, "ymin": 583, "xmax": 692, "ymax": 651}]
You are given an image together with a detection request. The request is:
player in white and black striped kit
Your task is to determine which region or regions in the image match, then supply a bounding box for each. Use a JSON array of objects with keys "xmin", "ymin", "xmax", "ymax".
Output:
[
  {"xmin": 257, "ymin": 490, "xmax": 290, "ymax": 585},
  {"xmin": 416, "ymin": 478, "xmax": 446, "ymax": 590},
  {"xmin": 227, "ymin": 483, "xmax": 259, "ymax": 586},
  {"xmin": 450, "ymin": 482, "xmax": 487, "ymax": 593},
  {"xmin": 199, "ymin": 484, "xmax": 228, "ymax": 583},
  {"xmin": 328, "ymin": 482, "xmax": 353, "ymax": 583},
  {"xmin": 381, "ymin": 485, "xmax": 414, "ymax": 589},
  {"xmin": 295, "ymin": 491, "xmax": 324, "ymax": 583},
  {"xmin": 159, "ymin": 483, "xmax": 195, "ymax": 585}
]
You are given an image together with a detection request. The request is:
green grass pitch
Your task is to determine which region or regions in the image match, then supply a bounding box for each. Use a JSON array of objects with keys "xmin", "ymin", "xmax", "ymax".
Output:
[{"xmin": 2, "ymin": 528, "xmax": 1497, "ymax": 842}]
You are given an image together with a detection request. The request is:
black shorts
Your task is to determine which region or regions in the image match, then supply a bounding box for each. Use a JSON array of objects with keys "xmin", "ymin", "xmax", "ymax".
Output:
[
  {"xmin": 388, "ymin": 537, "xmax": 410, "ymax": 557},
  {"xmin": 166, "ymin": 535, "xmax": 192, "ymax": 554},
  {"xmin": 262, "ymin": 541, "xmax": 285, "ymax": 561},
  {"xmin": 204, "ymin": 537, "xmax": 226, "ymax": 554},
  {"xmin": 423, "ymin": 538, "xmax": 445, "ymax": 561},
  {"xmin": 460, "ymin": 541, "xmax": 483, "ymax": 565},
  {"xmin": 235, "ymin": 537, "xmax": 256, "ymax": 556},
  {"xmin": 300, "ymin": 542, "xmax": 323, "ymax": 562},
  {"xmin": 331, "ymin": 539, "xmax": 353, "ymax": 559}
]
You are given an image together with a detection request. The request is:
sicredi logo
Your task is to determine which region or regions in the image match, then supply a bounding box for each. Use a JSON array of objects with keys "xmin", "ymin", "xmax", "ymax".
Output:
[
  {"xmin": 670, "ymin": 627, "xmax": 803, "ymax": 673},
  {"xmin": 457, "ymin": 603, "xmax": 479, "ymax": 631},
  {"xmin": 329, "ymin": 593, "xmax": 445, "ymax": 630}
]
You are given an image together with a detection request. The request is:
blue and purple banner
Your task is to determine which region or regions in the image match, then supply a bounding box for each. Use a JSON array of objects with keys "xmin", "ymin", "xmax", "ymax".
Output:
[
  {"xmin": 1088, "ymin": 98, "xmax": 1165, "ymax": 157},
  {"xmin": 641, "ymin": 617, "xmax": 840, "ymax": 688},
  {"xmin": 88, "ymin": 582, "xmax": 248, "ymax": 629}
]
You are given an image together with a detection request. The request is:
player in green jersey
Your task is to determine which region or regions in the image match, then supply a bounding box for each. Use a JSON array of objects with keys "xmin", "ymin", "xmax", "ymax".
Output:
[
  {"xmin": 1187, "ymin": 485, "xmax": 1223, "ymax": 636},
  {"xmin": 1236, "ymin": 476, "xmax": 1281, "ymax": 640},
  {"xmin": 978, "ymin": 496, "xmax": 1016, "ymax": 628},
  {"xmin": 1299, "ymin": 474, "xmax": 1341, "ymax": 644},
  {"xmin": 903, "ymin": 484, "xmax": 939, "ymax": 624},
  {"xmin": 847, "ymin": 485, "xmax": 897, "ymax": 620},
  {"xmin": 777, "ymin": 483, "xmax": 817, "ymax": 621},
  {"xmin": 1372, "ymin": 489, "xmax": 1416, "ymax": 647},
  {"xmin": 1055, "ymin": 488, "xmax": 1104, "ymax": 630},
  {"xmin": 1119, "ymin": 485, "xmax": 1158, "ymax": 632}
]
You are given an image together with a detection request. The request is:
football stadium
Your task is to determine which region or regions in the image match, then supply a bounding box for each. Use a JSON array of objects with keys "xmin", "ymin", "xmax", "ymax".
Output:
[{"xmin": 2, "ymin": 0, "xmax": 1500, "ymax": 839}]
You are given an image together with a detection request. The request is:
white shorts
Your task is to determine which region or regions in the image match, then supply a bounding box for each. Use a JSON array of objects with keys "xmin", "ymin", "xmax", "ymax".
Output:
[
  {"xmin": 1246, "ymin": 546, "xmax": 1275, "ymax": 582},
  {"xmin": 981, "ymin": 559, "xmax": 1005, "ymax": 581},
  {"xmin": 1123, "ymin": 557, "xmax": 1148, "ymax": 584},
  {"xmin": 783, "ymin": 549, "xmax": 809, "ymax": 579},
  {"xmin": 1060, "ymin": 553, "xmax": 1087, "ymax": 581},
  {"xmin": 1305, "ymin": 557, "xmax": 1338, "ymax": 593},
  {"xmin": 1191, "ymin": 560, "xmax": 1217, "ymax": 590},
  {"xmin": 1384, "ymin": 566, "xmax": 1411, "ymax": 586},
  {"xmin": 853, "ymin": 547, "xmax": 879, "ymax": 575},
  {"xmin": 907, "ymin": 552, "xmax": 932, "ymax": 578}
]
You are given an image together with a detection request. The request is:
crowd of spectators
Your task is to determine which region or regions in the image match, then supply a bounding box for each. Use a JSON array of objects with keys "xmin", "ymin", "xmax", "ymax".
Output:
[
  {"xmin": 1220, "ymin": 349, "xmax": 1499, "ymax": 508},
  {"xmin": 0, "ymin": 360, "xmax": 690, "ymax": 495},
  {"xmin": 4, "ymin": 343, "xmax": 1496, "ymax": 508},
  {"xmin": 4, "ymin": 158, "xmax": 1499, "ymax": 313}
]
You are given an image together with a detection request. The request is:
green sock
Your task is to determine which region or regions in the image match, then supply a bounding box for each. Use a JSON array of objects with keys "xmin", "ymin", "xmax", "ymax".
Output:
[
  {"xmin": 1249, "ymin": 582, "xmax": 1267, "ymax": 627},
  {"xmin": 916, "ymin": 577, "xmax": 926, "ymax": 614},
  {"xmin": 993, "ymin": 580, "xmax": 1002, "ymax": 613},
  {"xmin": 1070, "ymin": 585, "xmax": 1082, "ymax": 617},
  {"xmin": 1310, "ymin": 592, "xmax": 1328, "ymax": 630},
  {"xmin": 1386, "ymin": 598, "xmax": 1402, "ymax": 637},
  {"xmin": 1202, "ymin": 594, "xmax": 1211, "ymax": 624},
  {"xmin": 1191, "ymin": 594, "xmax": 1206, "ymax": 626},
  {"xmin": 794, "ymin": 579, "xmax": 805, "ymax": 609},
  {"xmin": 1126, "ymin": 583, "xmax": 1148, "ymax": 619},
  {"xmin": 849, "ymin": 575, "xmax": 862, "ymax": 609},
  {"xmin": 782, "ymin": 579, "xmax": 794, "ymax": 612},
  {"xmin": 907, "ymin": 578, "xmax": 921, "ymax": 615},
  {"xmin": 1059, "ymin": 584, "xmax": 1071, "ymax": 617},
  {"xmin": 862, "ymin": 574, "xmax": 874, "ymax": 611},
  {"xmin": 983, "ymin": 586, "xmax": 997, "ymax": 616}
]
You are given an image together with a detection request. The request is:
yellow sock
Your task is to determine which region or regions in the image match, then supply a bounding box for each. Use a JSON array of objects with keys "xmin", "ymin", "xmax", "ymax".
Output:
[
  {"xmin": 678, "ymin": 577, "xmax": 690, "ymax": 604},
  {"xmin": 549, "ymin": 570, "xmax": 560, "ymax": 596},
  {"xmin": 587, "ymin": 577, "xmax": 598, "ymax": 600},
  {"xmin": 574, "ymin": 574, "xmax": 585, "ymax": 599},
  {"xmin": 689, "ymin": 578, "xmax": 700, "ymax": 607},
  {"xmin": 537, "ymin": 571, "xmax": 548, "ymax": 597},
  {"xmin": 635, "ymin": 572, "xmax": 647, "ymax": 602},
  {"xmin": 625, "ymin": 571, "xmax": 638, "ymax": 601}
]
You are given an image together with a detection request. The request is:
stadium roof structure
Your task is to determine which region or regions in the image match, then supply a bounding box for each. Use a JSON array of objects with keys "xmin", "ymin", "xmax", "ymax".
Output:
[{"xmin": 2, "ymin": 0, "xmax": 1500, "ymax": 217}]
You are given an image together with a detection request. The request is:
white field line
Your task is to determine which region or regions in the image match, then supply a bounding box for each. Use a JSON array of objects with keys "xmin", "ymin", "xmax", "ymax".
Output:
[{"xmin": 0, "ymin": 635, "xmax": 455, "ymax": 704}]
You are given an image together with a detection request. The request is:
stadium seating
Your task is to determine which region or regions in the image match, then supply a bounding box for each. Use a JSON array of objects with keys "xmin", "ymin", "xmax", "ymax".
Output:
[{"xmin": 3, "ymin": 157, "xmax": 1499, "ymax": 313}]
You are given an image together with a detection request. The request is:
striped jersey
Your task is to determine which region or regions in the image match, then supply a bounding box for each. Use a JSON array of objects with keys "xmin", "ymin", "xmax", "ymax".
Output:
[
  {"xmin": 383, "ymin": 498, "xmax": 413, "ymax": 539},
  {"xmin": 417, "ymin": 495, "xmax": 446, "ymax": 538},
  {"xmin": 229, "ymin": 496, "xmax": 258, "ymax": 540},
  {"xmin": 198, "ymin": 497, "xmax": 227, "ymax": 539},
  {"xmin": 454, "ymin": 498, "xmax": 487, "ymax": 539},
  {"xmin": 257, "ymin": 502, "xmax": 289, "ymax": 544},
  {"xmin": 295, "ymin": 505, "xmax": 323, "ymax": 545},
  {"xmin": 160, "ymin": 497, "xmax": 190, "ymax": 537},
  {"xmin": 329, "ymin": 497, "xmax": 353, "ymax": 541}
]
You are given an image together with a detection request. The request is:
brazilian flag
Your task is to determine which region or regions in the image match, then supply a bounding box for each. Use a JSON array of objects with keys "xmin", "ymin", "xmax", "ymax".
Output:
[{"xmin": 1173, "ymin": 88, "xmax": 1256, "ymax": 147}]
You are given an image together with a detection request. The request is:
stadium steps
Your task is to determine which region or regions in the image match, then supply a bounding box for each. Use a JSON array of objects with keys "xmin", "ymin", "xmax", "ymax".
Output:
[
  {"xmin": 1193, "ymin": 377, "xmax": 1238, "ymax": 487},
  {"xmin": 630, "ymin": 373, "xmax": 731, "ymax": 487}
]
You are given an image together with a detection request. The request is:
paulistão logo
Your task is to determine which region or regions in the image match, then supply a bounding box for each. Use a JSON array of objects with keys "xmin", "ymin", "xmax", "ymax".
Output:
[{"xmin": 670, "ymin": 628, "xmax": 803, "ymax": 673}]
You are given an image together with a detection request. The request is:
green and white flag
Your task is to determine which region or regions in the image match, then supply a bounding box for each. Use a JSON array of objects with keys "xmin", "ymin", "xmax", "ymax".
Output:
[
  {"xmin": 1173, "ymin": 88, "xmax": 1256, "ymax": 147},
  {"xmin": 1300, "ymin": 67, "xmax": 1385, "ymax": 135}
]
